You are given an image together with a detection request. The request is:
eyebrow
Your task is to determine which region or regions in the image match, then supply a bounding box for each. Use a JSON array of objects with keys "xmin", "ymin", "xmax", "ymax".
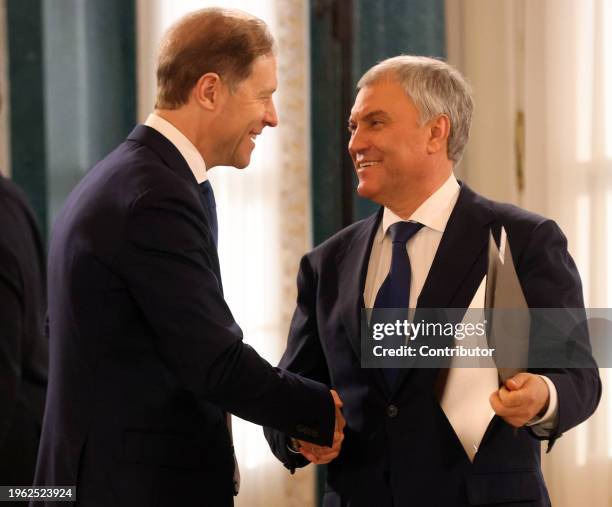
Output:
[{"xmin": 348, "ymin": 110, "xmax": 391, "ymax": 124}]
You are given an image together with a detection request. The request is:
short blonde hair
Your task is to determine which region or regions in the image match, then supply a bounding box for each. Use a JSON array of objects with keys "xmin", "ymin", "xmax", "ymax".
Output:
[{"xmin": 155, "ymin": 8, "xmax": 276, "ymax": 109}]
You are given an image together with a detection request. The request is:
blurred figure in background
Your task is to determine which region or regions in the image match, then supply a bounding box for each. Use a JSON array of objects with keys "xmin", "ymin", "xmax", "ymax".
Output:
[{"xmin": 0, "ymin": 95, "xmax": 47, "ymax": 494}]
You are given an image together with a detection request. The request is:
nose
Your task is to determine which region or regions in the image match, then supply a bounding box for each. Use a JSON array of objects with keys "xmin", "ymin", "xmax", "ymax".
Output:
[
  {"xmin": 264, "ymin": 98, "xmax": 279, "ymax": 128},
  {"xmin": 348, "ymin": 126, "xmax": 366, "ymax": 158}
]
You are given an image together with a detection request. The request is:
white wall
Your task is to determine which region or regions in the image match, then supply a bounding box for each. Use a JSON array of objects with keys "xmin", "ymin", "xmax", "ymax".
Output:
[
  {"xmin": 446, "ymin": 2, "xmax": 612, "ymax": 505},
  {"xmin": 445, "ymin": 0, "xmax": 522, "ymax": 204}
]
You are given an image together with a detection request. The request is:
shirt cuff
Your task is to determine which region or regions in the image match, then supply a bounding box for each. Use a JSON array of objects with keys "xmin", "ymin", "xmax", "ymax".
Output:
[
  {"xmin": 287, "ymin": 438, "xmax": 302, "ymax": 455},
  {"xmin": 526, "ymin": 375, "xmax": 558, "ymax": 436}
]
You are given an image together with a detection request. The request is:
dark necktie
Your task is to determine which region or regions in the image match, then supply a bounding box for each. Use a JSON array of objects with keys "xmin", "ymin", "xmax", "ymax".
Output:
[
  {"xmin": 199, "ymin": 180, "xmax": 218, "ymax": 248},
  {"xmin": 373, "ymin": 221, "xmax": 424, "ymax": 388}
]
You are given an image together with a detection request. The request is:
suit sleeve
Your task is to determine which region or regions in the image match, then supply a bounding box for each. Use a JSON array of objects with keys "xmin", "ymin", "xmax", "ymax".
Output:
[
  {"xmin": 117, "ymin": 183, "xmax": 335, "ymax": 447},
  {"xmin": 517, "ymin": 219, "xmax": 601, "ymax": 450},
  {"xmin": 264, "ymin": 253, "xmax": 332, "ymax": 472},
  {"xmin": 0, "ymin": 245, "xmax": 22, "ymax": 445}
]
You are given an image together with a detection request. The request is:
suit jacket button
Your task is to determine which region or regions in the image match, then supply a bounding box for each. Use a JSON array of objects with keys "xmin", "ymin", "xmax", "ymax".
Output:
[{"xmin": 387, "ymin": 404, "xmax": 398, "ymax": 418}]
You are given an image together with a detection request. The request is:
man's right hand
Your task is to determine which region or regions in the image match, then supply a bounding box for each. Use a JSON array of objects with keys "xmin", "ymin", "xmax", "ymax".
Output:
[{"xmin": 295, "ymin": 389, "xmax": 345, "ymax": 465}]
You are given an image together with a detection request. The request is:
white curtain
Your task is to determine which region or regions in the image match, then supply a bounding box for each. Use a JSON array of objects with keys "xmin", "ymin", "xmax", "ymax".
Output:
[
  {"xmin": 136, "ymin": 1, "xmax": 315, "ymax": 506},
  {"xmin": 447, "ymin": 1, "xmax": 612, "ymax": 504},
  {"xmin": 523, "ymin": 1, "xmax": 612, "ymax": 505}
]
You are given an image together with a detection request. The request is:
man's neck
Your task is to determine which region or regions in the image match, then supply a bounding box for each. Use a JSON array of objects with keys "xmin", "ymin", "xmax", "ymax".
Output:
[
  {"xmin": 386, "ymin": 169, "xmax": 453, "ymax": 219},
  {"xmin": 154, "ymin": 109, "xmax": 211, "ymax": 166}
]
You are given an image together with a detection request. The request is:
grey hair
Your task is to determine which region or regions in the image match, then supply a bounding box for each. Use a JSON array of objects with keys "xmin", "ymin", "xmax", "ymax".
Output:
[{"xmin": 357, "ymin": 55, "xmax": 474, "ymax": 165}]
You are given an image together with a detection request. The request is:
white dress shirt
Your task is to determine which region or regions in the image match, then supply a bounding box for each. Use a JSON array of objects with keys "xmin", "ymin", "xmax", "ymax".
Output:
[
  {"xmin": 363, "ymin": 173, "xmax": 557, "ymax": 434},
  {"xmin": 145, "ymin": 113, "xmax": 208, "ymax": 183}
]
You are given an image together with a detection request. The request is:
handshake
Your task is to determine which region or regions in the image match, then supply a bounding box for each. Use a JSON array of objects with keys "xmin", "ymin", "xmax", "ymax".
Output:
[{"xmin": 293, "ymin": 389, "xmax": 346, "ymax": 465}]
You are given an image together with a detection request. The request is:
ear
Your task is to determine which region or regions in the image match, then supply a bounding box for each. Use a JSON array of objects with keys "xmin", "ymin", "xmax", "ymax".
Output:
[
  {"xmin": 426, "ymin": 114, "xmax": 451, "ymax": 156},
  {"xmin": 192, "ymin": 72, "xmax": 225, "ymax": 111}
]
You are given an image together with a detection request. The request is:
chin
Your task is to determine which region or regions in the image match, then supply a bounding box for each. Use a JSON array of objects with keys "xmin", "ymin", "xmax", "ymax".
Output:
[
  {"xmin": 232, "ymin": 147, "xmax": 254, "ymax": 169},
  {"xmin": 232, "ymin": 156, "xmax": 251, "ymax": 169},
  {"xmin": 356, "ymin": 180, "xmax": 378, "ymax": 200}
]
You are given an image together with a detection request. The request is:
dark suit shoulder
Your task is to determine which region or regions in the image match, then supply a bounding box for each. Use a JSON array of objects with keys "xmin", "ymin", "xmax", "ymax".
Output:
[
  {"xmin": 306, "ymin": 212, "xmax": 379, "ymax": 262},
  {"xmin": 50, "ymin": 139, "xmax": 202, "ymax": 273},
  {"xmin": 463, "ymin": 185, "xmax": 560, "ymax": 249},
  {"xmin": 0, "ymin": 175, "xmax": 44, "ymax": 280},
  {"xmin": 0, "ymin": 175, "xmax": 37, "ymax": 229},
  {"xmin": 95, "ymin": 138, "xmax": 194, "ymax": 204},
  {"xmin": 464, "ymin": 185, "xmax": 547, "ymax": 226},
  {"xmin": 0, "ymin": 178, "xmax": 29, "ymax": 279},
  {"xmin": 0, "ymin": 173, "xmax": 24, "ymax": 202},
  {"xmin": 487, "ymin": 197, "xmax": 548, "ymax": 227},
  {"xmin": 59, "ymin": 139, "xmax": 197, "ymax": 227}
]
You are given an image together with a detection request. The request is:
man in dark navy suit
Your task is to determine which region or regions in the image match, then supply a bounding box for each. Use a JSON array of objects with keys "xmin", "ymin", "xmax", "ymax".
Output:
[
  {"xmin": 265, "ymin": 56, "xmax": 601, "ymax": 506},
  {"xmin": 0, "ymin": 173, "xmax": 47, "ymax": 495},
  {"xmin": 34, "ymin": 8, "xmax": 343, "ymax": 506}
]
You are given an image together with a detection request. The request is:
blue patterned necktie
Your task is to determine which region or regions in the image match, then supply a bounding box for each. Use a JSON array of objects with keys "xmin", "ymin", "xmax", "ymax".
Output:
[
  {"xmin": 199, "ymin": 180, "xmax": 218, "ymax": 248},
  {"xmin": 374, "ymin": 221, "xmax": 424, "ymax": 388}
]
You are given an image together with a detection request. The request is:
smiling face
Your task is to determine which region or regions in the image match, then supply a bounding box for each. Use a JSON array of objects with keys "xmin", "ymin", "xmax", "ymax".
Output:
[
  {"xmin": 348, "ymin": 78, "xmax": 446, "ymax": 208},
  {"xmin": 212, "ymin": 54, "xmax": 278, "ymax": 168}
]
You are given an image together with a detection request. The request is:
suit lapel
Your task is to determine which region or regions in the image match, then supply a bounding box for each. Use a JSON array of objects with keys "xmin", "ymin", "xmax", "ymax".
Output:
[
  {"xmin": 336, "ymin": 208, "xmax": 392, "ymax": 395},
  {"xmin": 127, "ymin": 125, "xmax": 197, "ymax": 184},
  {"xmin": 392, "ymin": 184, "xmax": 496, "ymax": 396},
  {"xmin": 417, "ymin": 184, "xmax": 496, "ymax": 309},
  {"xmin": 127, "ymin": 125, "xmax": 223, "ymax": 284}
]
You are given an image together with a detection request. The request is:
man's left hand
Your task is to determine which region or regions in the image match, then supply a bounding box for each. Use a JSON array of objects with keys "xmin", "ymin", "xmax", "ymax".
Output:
[{"xmin": 489, "ymin": 373, "xmax": 550, "ymax": 428}]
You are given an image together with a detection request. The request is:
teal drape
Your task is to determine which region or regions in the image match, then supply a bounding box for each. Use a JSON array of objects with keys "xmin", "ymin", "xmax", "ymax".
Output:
[{"xmin": 6, "ymin": 0, "xmax": 136, "ymax": 240}]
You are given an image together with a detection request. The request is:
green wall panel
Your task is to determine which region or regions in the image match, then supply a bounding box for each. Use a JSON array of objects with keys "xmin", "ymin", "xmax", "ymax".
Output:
[
  {"xmin": 6, "ymin": 0, "xmax": 136, "ymax": 240},
  {"xmin": 310, "ymin": 1, "xmax": 347, "ymax": 246},
  {"xmin": 6, "ymin": 0, "xmax": 48, "ymax": 238},
  {"xmin": 43, "ymin": 0, "xmax": 136, "ymax": 231}
]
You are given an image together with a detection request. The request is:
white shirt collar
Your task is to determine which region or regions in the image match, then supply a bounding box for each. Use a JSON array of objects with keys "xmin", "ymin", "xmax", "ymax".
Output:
[
  {"xmin": 380, "ymin": 173, "xmax": 461, "ymax": 241},
  {"xmin": 144, "ymin": 113, "xmax": 208, "ymax": 184}
]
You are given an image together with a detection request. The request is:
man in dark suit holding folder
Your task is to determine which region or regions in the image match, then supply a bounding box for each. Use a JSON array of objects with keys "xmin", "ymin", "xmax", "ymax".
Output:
[
  {"xmin": 34, "ymin": 8, "xmax": 343, "ymax": 506},
  {"xmin": 265, "ymin": 56, "xmax": 601, "ymax": 506}
]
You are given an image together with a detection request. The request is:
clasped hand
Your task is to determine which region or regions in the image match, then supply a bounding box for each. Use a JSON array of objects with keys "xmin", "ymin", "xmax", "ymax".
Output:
[
  {"xmin": 295, "ymin": 375, "xmax": 548, "ymax": 464},
  {"xmin": 489, "ymin": 372, "xmax": 550, "ymax": 428},
  {"xmin": 295, "ymin": 389, "xmax": 346, "ymax": 465}
]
